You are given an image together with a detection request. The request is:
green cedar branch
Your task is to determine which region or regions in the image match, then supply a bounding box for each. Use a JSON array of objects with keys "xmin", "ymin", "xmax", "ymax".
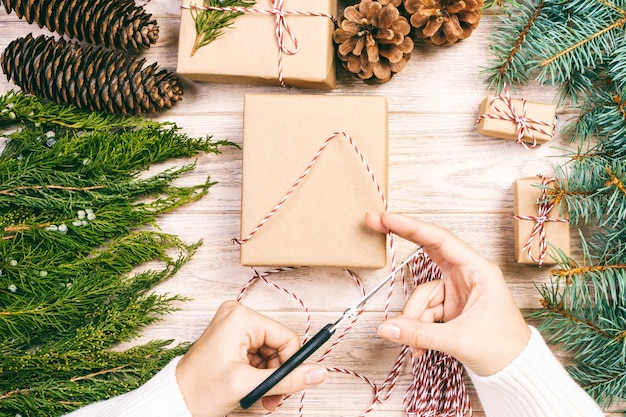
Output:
[
  {"xmin": 190, "ymin": 0, "xmax": 256, "ymax": 55},
  {"xmin": 0, "ymin": 91, "xmax": 234, "ymax": 416}
]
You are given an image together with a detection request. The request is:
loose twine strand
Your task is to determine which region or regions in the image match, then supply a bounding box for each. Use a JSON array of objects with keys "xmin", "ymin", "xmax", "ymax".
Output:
[
  {"xmin": 233, "ymin": 131, "xmax": 471, "ymax": 416},
  {"xmin": 180, "ymin": 0, "xmax": 337, "ymax": 87},
  {"xmin": 477, "ymin": 83, "xmax": 556, "ymax": 149},
  {"xmin": 513, "ymin": 174, "xmax": 569, "ymax": 267}
]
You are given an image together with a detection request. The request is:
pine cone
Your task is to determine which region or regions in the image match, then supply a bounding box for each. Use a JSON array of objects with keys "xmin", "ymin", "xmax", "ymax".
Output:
[
  {"xmin": 1, "ymin": 0, "xmax": 159, "ymax": 51},
  {"xmin": 1, "ymin": 34, "xmax": 183, "ymax": 116},
  {"xmin": 333, "ymin": 0, "xmax": 414, "ymax": 84},
  {"xmin": 404, "ymin": 0, "xmax": 483, "ymax": 46}
]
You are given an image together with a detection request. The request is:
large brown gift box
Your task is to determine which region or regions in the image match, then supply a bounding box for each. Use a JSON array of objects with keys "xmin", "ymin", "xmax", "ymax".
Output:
[
  {"xmin": 478, "ymin": 95, "xmax": 556, "ymax": 145},
  {"xmin": 513, "ymin": 177, "xmax": 570, "ymax": 265},
  {"xmin": 239, "ymin": 94, "xmax": 388, "ymax": 268},
  {"xmin": 177, "ymin": 0, "xmax": 337, "ymax": 89}
]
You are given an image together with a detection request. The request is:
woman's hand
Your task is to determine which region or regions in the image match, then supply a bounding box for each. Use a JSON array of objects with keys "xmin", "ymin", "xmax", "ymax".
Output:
[
  {"xmin": 176, "ymin": 301, "xmax": 328, "ymax": 417},
  {"xmin": 366, "ymin": 212, "xmax": 531, "ymax": 376}
]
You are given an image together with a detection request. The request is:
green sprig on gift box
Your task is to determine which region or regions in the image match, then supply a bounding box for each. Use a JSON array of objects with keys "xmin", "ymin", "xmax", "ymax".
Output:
[
  {"xmin": 0, "ymin": 91, "xmax": 233, "ymax": 416},
  {"xmin": 486, "ymin": 0, "xmax": 626, "ymax": 410},
  {"xmin": 189, "ymin": 0, "xmax": 257, "ymax": 55}
]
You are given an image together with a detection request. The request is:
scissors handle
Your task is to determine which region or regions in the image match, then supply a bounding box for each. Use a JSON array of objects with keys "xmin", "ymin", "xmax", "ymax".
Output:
[{"xmin": 239, "ymin": 323, "xmax": 334, "ymax": 409}]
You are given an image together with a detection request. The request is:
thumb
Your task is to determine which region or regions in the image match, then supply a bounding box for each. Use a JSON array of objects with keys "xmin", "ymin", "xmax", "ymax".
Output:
[
  {"xmin": 265, "ymin": 364, "xmax": 328, "ymax": 396},
  {"xmin": 241, "ymin": 364, "xmax": 327, "ymax": 411},
  {"xmin": 378, "ymin": 317, "xmax": 460, "ymax": 357}
]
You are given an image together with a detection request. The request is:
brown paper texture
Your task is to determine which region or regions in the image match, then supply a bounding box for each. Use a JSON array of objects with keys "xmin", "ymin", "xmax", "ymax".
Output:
[
  {"xmin": 240, "ymin": 94, "xmax": 388, "ymax": 268},
  {"xmin": 513, "ymin": 177, "xmax": 570, "ymax": 264},
  {"xmin": 478, "ymin": 95, "xmax": 556, "ymax": 145},
  {"xmin": 177, "ymin": 0, "xmax": 336, "ymax": 89}
]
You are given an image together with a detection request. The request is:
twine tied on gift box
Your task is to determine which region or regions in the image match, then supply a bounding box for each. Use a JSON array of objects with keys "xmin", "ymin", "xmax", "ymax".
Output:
[
  {"xmin": 513, "ymin": 175, "xmax": 569, "ymax": 267},
  {"xmin": 234, "ymin": 131, "xmax": 385, "ymax": 245},
  {"xmin": 477, "ymin": 84, "xmax": 557, "ymax": 149},
  {"xmin": 233, "ymin": 131, "xmax": 472, "ymax": 416},
  {"xmin": 181, "ymin": 0, "xmax": 337, "ymax": 87}
]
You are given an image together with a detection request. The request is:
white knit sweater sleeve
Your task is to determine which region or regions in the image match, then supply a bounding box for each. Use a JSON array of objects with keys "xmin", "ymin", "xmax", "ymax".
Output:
[
  {"xmin": 64, "ymin": 356, "xmax": 192, "ymax": 417},
  {"xmin": 466, "ymin": 326, "xmax": 604, "ymax": 417}
]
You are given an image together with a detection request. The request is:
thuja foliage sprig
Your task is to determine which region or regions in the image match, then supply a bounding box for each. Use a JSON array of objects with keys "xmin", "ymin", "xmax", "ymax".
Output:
[
  {"xmin": 189, "ymin": 0, "xmax": 256, "ymax": 55},
  {"xmin": 0, "ymin": 90, "xmax": 150, "ymax": 130},
  {"xmin": 0, "ymin": 91, "xmax": 233, "ymax": 416}
]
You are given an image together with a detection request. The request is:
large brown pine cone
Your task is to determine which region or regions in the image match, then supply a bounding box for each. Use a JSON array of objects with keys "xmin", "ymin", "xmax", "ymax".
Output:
[
  {"xmin": 404, "ymin": 0, "xmax": 483, "ymax": 46},
  {"xmin": 1, "ymin": 34, "xmax": 183, "ymax": 115},
  {"xmin": 1, "ymin": 0, "xmax": 159, "ymax": 51},
  {"xmin": 333, "ymin": 0, "xmax": 414, "ymax": 84}
]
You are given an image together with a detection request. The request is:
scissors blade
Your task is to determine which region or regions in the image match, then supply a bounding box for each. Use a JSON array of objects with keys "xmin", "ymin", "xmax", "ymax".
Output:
[{"xmin": 329, "ymin": 247, "xmax": 422, "ymax": 332}]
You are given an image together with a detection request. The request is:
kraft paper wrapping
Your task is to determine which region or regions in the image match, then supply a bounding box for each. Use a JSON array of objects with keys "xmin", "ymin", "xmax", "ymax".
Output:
[
  {"xmin": 177, "ymin": 0, "xmax": 337, "ymax": 89},
  {"xmin": 478, "ymin": 95, "xmax": 556, "ymax": 145},
  {"xmin": 513, "ymin": 177, "xmax": 570, "ymax": 265},
  {"xmin": 240, "ymin": 94, "xmax": 388, "ymax": 268}
]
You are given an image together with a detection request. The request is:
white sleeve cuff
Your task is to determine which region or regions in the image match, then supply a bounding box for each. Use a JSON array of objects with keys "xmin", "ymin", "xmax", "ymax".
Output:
[
  {"xmin": 65, "ymin": 356, "xmax": 192, "ymax": 417},
  {"xmin": 466, "ymin": 327, "xmax": 603, "ymax": 417}
]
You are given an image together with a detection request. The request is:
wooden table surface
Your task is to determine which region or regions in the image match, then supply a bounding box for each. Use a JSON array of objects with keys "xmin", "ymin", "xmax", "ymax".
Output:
[{"xmin": 1, "ymin": 2, "xmax": 613, "ymax": 416}]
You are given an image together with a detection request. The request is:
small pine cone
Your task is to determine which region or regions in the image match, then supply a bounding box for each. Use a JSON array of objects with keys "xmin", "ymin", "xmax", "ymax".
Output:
[
  {"xmin": 1, "ymin": 34, "xmax": 183, "ymax": 116},
  {"xmin": 333, "ymin": 0, "xmax": 414, "ymax": 84},
  {"xmin": 404, "ymin": 0, "xmax": 483, "ymax": 46},
  {"xmin": 1, "ymin": 0, "xmax": 159, "ymax": 51}
]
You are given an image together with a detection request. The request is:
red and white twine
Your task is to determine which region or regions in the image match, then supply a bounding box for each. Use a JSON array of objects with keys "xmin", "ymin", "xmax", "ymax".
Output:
[
  {"xmin": 233, "ymin": 132, "xmax": 471, "ymax": 416},
  {"xmin": 234, "ymin": 131, "xmax": 387, "ymax": 245},
  {"xmin": 477, "ymin": 83, "xmax": 556, "ymax": 149},
  {"xmin": 180, "ymin": 0, "xmax": 337, "ymax": 87},
  {"xmin": 513, "ymin": 174, "xmax": 569, "ymax": 267}
]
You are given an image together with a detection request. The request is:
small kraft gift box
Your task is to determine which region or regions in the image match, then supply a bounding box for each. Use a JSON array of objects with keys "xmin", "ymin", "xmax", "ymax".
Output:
[
  {"xmin": 239, "ymin": 94, "xmax": 388, "ymax": 268},
  {"xmin": 477, "ymin": 86, "xmax": 557, "ymax": 148},
  {"xmin": 513, "ymin": 176, "xmax": 570, "ymax": 266},
  {"xmin": 177, "ymin": 0, "xmax": 337, "ymax": 89}
]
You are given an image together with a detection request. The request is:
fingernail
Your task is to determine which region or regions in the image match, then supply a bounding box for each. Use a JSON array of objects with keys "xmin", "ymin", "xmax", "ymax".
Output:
[
  {"xmin": 378, "ymin": 323, "xmax": 401, "ymax": 340},
  {"xmin": 305, "ymin": 367, "xmax": 327, "ymax": 386}
]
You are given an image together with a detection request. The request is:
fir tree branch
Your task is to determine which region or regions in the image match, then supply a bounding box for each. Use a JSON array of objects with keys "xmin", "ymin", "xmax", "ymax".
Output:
[
  {"xmin": 488, "ymin": 2, "xmax": 626, "ymax": 406},
  {"xmin": 539, "ymin": 16, "xmax": 626, "ymax": 69},
  {"xmin": 499, "ymin": 0, "xmax": 543, "ymax": 84},
  {"xmin": 484, "ymin": 0, "xmax": 546, "ymax": 89},
  {"xmin": 539, "ymin": 297, "xmax": 613, "ymax": 339},
  {"xmin": 551, "ymin": 263, "xmax": 626, "ymax": 279}
]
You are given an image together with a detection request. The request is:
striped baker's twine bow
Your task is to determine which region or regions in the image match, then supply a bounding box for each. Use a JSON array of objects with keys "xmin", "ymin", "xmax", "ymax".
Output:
[
  {"xmin": 477, "ymin": 84, "xmax": 556, "ymax": 149},
  {"xmin": 181, "ymin": 0, "xmax": 336, "ymax": 87},
  {"xmin": 233, "ymin": 131, "xmax": 387, "ymax": 245},
  {"xmin": 513, "ymin": 175, "xmax": 569, "ymax": 267}
]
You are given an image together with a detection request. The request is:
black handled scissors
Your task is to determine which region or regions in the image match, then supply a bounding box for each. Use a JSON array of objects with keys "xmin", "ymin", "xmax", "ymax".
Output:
[{"xmin": 239, "ymin": 247, "xmax": 422, "ymax": 409}]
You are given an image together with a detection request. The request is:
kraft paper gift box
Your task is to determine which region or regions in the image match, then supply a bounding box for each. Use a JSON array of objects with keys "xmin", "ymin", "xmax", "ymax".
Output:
[
  {"xmin": 478, "ymin": 94, "xmax": 557, "ymax": 146},
  {"xmin": 239, "ymin": 94, "xmax": 388, "ymax": 268},
  {"xmin": 177, "ymin": 0, "xmax": 337, "ymax": 89},
  {"xmin": 513, "ymin": 177, "xmax": 570, "ymax": 265}
]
